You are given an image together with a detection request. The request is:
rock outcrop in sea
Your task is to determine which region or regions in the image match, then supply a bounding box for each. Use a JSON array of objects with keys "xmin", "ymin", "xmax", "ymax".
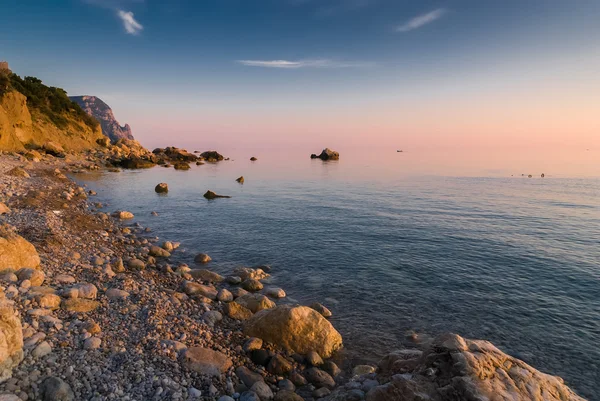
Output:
[
  {"xmin": 69, "ymin": 95, "xmax": 134, "ymax": 143},
  {"xmin": 311, "ymin": 148, "xmax": 340, "ymax": 160}
]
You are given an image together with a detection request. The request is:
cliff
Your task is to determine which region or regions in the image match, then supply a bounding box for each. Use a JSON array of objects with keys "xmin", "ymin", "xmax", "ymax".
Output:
[
  {"xmin": 69, "ymin": 96, "xmax": 134, "ymax": 142},
  {"xmin": 0, "ymin": 73, "xmax": 104, "ymax": 153}
]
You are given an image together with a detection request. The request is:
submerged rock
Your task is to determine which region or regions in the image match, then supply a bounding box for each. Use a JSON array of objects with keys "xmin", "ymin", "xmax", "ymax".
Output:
[
  {"xmin": 204, "ymin": 190, "xmax": 231, "ymax": 199},
  {"xmin": 173, "ymin": 162, "xmax": 190, "ymax": 170},
  {"xmin": 244, "ymin": 305, "xmax": 342, "ymax": 358}
]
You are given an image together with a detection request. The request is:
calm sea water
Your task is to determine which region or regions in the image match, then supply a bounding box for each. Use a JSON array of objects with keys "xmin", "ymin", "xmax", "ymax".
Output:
[{"xmin": 76, "ymin": 149, "xmax": 600, "ymax": 399}]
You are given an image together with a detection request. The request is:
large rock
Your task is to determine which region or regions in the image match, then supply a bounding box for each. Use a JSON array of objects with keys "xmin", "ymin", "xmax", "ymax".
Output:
[
  {"xmin": 0, "ymin": 225, "xmax": 41, "ymax": 272},
  {"xmin": 362, "ymin": 333, "xmax": 586, "ymax": 401},
  {"xmin": 236, "ymin": 294, "xmax": 275, "ymax": 314},
  {"xmin": 189, "ymin": 269, "xmax": 224, "ymax": 283},
  {"xmin": 244, "ymin": 305, "xmax": 342, "ymax": 358},
  {"xmin": 0, "ymin": 299, "xmax": 23, "ymax": 382},
  {"xmin": 40, "ymin": 376, "xmax": 75, "ymax": 401},
  {"xmin": 310, "ymin": 148, "xmax": 339, "ymax": 161},
  {"xmin": 182, "ymin": 347, "xmax": 232, "ymax": 376},
  {"xmin": 42, "ymin": 141, "xmax": 65, "ymax": 157},
  {"xmin": 182, "ymin": 281, "xmax": 218, "ymax": 299}
]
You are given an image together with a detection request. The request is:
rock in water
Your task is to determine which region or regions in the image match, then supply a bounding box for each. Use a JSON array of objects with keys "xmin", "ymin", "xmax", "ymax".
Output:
[
  {"xmin": 244, "ymin": 305, "xmax": 342, "ymax": 358},
  {"xmin": 204, "ymin": 190, "xmax": 231, "ymax": 199},
  {"xmin": 250, "ymin": 157, "xmax": 257, "ymax": 161},
  {"xmin": 173, "ymin": 162, "xmax": 190, "ymax": 170},
  {"xmin": 182, "ymin": 347, "xmax": 233, "ymax": 376},
  {"xmin": 0, "ymin": 299, "xmax": 24, "ymax": 382},
  {"xmin": 236, "ymin": 176, "xmax": 245, "ymax": 184},
  {"xmin": 200, "ymin": 151, "xmax": 225, "ymax": 161},
  {"xmin": 155, "ymin": 183, "xmax": 168, "ymax": 193},
  {"xmin": 311, "ymin": 148, "xmax": 339, "ymax": 161},
  {"xmin": 194, "ymin": 253, "xmax": 212, "ymax": 263},
  {"xmin": 0, "ymin": 224, "xmax": 41, "ymax": 272}
]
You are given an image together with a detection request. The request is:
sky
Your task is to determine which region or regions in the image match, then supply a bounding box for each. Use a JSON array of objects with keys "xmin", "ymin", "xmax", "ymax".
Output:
[{"xmin": 1, "ymin": 0, "xmax": 599, "ymax": 153}]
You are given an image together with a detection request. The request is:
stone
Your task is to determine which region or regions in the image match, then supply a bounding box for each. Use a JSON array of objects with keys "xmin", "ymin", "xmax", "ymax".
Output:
[
  {"xmin": 226, "ymin": 276, "xmax": 242, "ymax": 285},
  {"xmin": 243, "ymin": 337, "xmax": 263, "ymax": 353},
  {"xmin": 105, "ymin": 288, "xmax": 130, "ymax": 300},
  {"xmin": 240, "ymin": 391, "xmax": 260, "ymax": 401},
  {"xmin": 0, "ymin": 225, "xmax": 41, "ymax": 271},
  {"xmin": 190, "ymin": 269, "xmax": 224, "ymax": 282},
  {"xmin": 194, "ymin": 253, "xmax": 211, "ymax": 264},
  {"xmin": 155, "ymin": 183, "xmax": 169, "ymax": 193},
  {"xmin": 236, "ymin": 293, "xmax": 275, "ymax": 314},
  {"xmin": 61, "ymin": 299, "xmax": 99, "ymax": 313},
  {"xmin": 224, "ymin": 302, "xmax": 253, "ymax": 320},
  {"xmin": 40, "ymin": 376, "xmax": 75, "ymax": 401},
  {"xmin": 289, "ymin": 371, "xmax": 307, "ymax": 387},
  {"xmin": 231, "ymin": 287, "xmax": 249, "ymax": 298},
  {"xmin": 236, "ymin": 176, "xmax": 245, "ymax": 184},
  {"xmin": 16, "ymin": 268, "xmax": 45, "ymax": 286},
  {"xmin": 233, "ymin": 267, "xmax": 269, "ymax": 281},
  {"xmin": 83, "ymin": 336, "xmax": 102, "ymax": 350},
  {"xmin": 42, "ymin": 141, "xmax": 65, "ymax": 157},
  {"xmin": 0, "ymin": 300, "xmax": 23, "ymax": 381},
  {"xmin": 264, "ymin": 287, "xmax": 286, "ymax": 299},
  {"xmin": 311, "ymin": 148, "xmax": 339, "ymax": 161},
  {"xmin": 310, "ymin": 303, "xmax": 332, "ymax": 318},
  {"xmin": 183, "ymin": 347, "xmax": 232, "ymax": 376},
  {"xmin": 217, "ymin": 288, "xmax": 234, "ymax": 302},
  {"xmin": 0, "ymin": 395, "xmax": 20, "ymax": 401},
  {"xmin": 250, "ymin": 381, "xmax": 274, "ymax": 400},
  {"xmin": 236, "ymin": 366, "xmax": 264, "ymax": 388},
  {"xmin": 323, "ymin": 361, "xmax": 341, "ymax": 377},
  {"xmin": 182, "ymin": 281, "xmax": 217, "ymax": 299},
  {"xmin": 278, "ymin": 379, "xmax": 295, "ymax": 392},
  {"xmin": 244, "ymin": 305, "xmax": 342, "ymax": 358},
  {"xmin": 112, "ymin": 210, "xmax": 134, "ymax": 219},
  {"xmin": 6, "ymin": 167, "xmax": 29, "ymax": 178},
  {"xmin": 352, "ymin": 365, "xmax": 375, "ymax": 376},
  {"xmin": 72, "ymin": 283, "xmax": 97, "ymax": 299},
  {"xmin": 32, "ymin": 341, "xmax": 52, "ymax": 358},
  {"xmin": 307, "ymin": 351, "xmax": 323, "ymax": 366},
  {"xmin": 274, "ymin": 391, "xmax": 303, "ymax": 401},
  {"xmin": 149, "ymin": 246, "xmax": 170, "ymax": 258},
  {"xmin": 305, "ymin": 368, "xmax": 336, "ymax": 389},
  {"xmin": 173, "ymin": 162, "xmax": 190, "ymax": 170},
  {"xmin": 267, "ymin": 354, "xmax": 293, "ymax": 375},
  {"xmin": 127, "ymin": 258, "xmax": 145, "ymax": 270},
  {"xmin": 218, "ymin": 396, "xmax": 234, "ymax": 401},
  {"xmin": 202, "ymin": 310, "xmax": 223, "ymax": 327},
  {"xmin": 204, "ymin": 190, "xmax": 231, "ymax": 199},
  {"xmin": 0, "ymin": 203, "xmax": 9, "ymax": 215},
  {"xmin": 53, "ymin": 274, "xmax": 76, "ymax": 284},
  {"xmin": 37, "ymin": 293, "xmax": 61, "ymax": 310},
  {"xmin": 162, "ymin": 241, "xmax": 174, "ymax": 251},
  {"xmin": 313, "ymin": 387, "xmax": 331, "ymax": 398},
  {"xmin": 242, "ymin": 279, "xmax": 263, "ymax": 292}
]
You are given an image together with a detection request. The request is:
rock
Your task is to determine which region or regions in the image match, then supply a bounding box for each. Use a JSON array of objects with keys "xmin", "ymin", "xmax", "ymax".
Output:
[
  {"xmin": 240, "ymin": 391, "xmax": 260, "ymax": 401},
  {"xmin": 202, "ymin": 310, "xmax": 223, "ymax": 327},
  {"xmin": 217, "ymin": 288, "xmax": 234, "ymax": 302},
  {"xmin": 313, "ymin": 387, "xmax": 331, "ymax": 398},
  {"xmin": 6, "ymin": 167, "xmax": 29, "ymax": 178},
  {"xmin": 194, "ymin": 253, "xmax": 212, "ymax": 264},
  {"xmin": 311, "ymin": 148, "xmax": 339, "ymax": 161},
  {"xmin": 352, "ymin": 365, "xmax": 375, "ymax": 376},
  {"xmin": 323, "ymin": 361, "xmax": 341, "ymax": 377},
  {"xmin": 233, "ymin": 267, "xmax": 270, "ymax": 281},
  {"xmin": 236, "ymin": 366, "xmax": 264, "ymax": 388},
  {"xmin": 112, "ymin": 210, "xmax": 134, "ymax": 219},
  {"xmin": 289, "ymin": 371, "xmax": 307, "ymax": 387},
  {"xmin": 54, "ymin": 274, "xmax": 76, "ymax": 284},
  {"xmin": 183, "ymin": 281, "xmax": 218, "ymax": 299},
  {"xmin": 118, "ymin": 157, "xmax": 156, "ymax": 169},
  {"xmin": 96, "ymin": 137, "xmax": 110, "ymax": 147},
  {"xmin": 155, "ymin": 183, "xmax": 169, "ymax": 193},
  {"xmin": 0, "ymin": 394, "xmax": 21, "ymax": 401},
  {"xmin": 204, "ymin": 190, "xmax": 231, "ymax": 199},
  {"xmin": 305, "ymin": 367, "xmax": 336, "ymax": 389},
  {"xmin": 264, "ymin": 287, "xmax": 286, "ymax": 299},
  {"xmin": 37, "ymin": 293, "xmax": 61, "ymax": 310},
  {"xmin": 190, "ymin": 269, "xmax": 224, "ymax": 282},
  {"xmin": 250, "ymin": 157, "xmax": 258, "ymax": 161},
  {"xmin": 231, "ymin": 287, "xmax": 249, "ymax": 298},
  {"xmin": 236, "ymin": 176, "xmax": 245, "ymax": 184},
  {"xmin": 278, "ymin": 379, "xmax": 295, "ymax": 392},
  {"xmin": 310, "ymin": 303, "xmax": 332, "ymax": 318},
  {"xmin": 0, "ymin": 300, "xmax": 23, "ymax": 381},
  {"xmin": 32, "ymin": 341, "xmax": 52, "ymax": 358},
  {"xmin": 105, "ymin": 288, "xmax": 129, "ymax": 301},
  {"xmin": 173, "ymin": 162, "xmax": 190, "ymax": 170},
  {"xmin": 306, "ymin": 351, "xmax": 323, "ymax": 366},
  {"xmin": 0, "ymin": 203, "xmax": 9, "ymax": 215},
  {"xmin": 226, "ymin": 276, "xmax": 242, "ymax": 285},
  {"xmin": 244, "ymin": 305, "xmax": 342, "ymax": 358},
  {"xmin": 83, "ymin": 337, "xmax": 102, "ymax": 350},
  {"xmin": 365, "ymin": 333, "xmax": 587, "ymax": 401},
  {"xmin": 183, "ymin": 347, "xmax": 233, "ymax": 376},
  {"xmin": 243, "ymin": 337, "xmax": 263, "ymax": 353},
  {"xmin": 250, "ymin": 381, "xmax": 274, "ymax": 400},
  {"xmin": 224, "ymin": 302, "xmax": 253, "ymax": 320},
  {"xmin": 70, "ymin": 283, "xmax": 97, "ymax": 299},
  {"xmin": 267, "ymin": 354, "xmax": 292, "ymax": 375},
  {"xmin": 149, "ymin": 246, "xmax": 171, "ymax": 258},
  {"xmin": 236, "ymin": 293, "xmax": 275, "ymax": 313},
  {"xmin": 242, "ymin": 279, "xmax": 263, "ymax": 292},
  {"xmin": 200, "ymin": 151, "xmax": 225, "ymax": 161},
  {"xmin": 218, "ymin": 397, "xmax": 234, "ymax": 401},
  {"xmin": 40, "ymin": 376, "xmax": 75, "ymax": 401},
  {"xmin": 127, "ymin": 258, "xmax": 145, "ymax": 270},
  {"xmin": 0, "ymin": 225, "xmax": 41, "ymax": 271},
  {"xmin": 61, "ymin": 299, "xmax": 99, "ymax": 313},
  {"xmin": 16, "ymin": 268, "xmax": 45, "ymax": 286},
  {"xmin": 274, "ymin": 391, "xmax": 303, "ymax": 401},
  {"xmin": 42, "ymin": 141, "xmax": 65, "ymax": 157}
]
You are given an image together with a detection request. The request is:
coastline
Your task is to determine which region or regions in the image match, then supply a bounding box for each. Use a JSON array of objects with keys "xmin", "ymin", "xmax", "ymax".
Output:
[{"xmin": 0, "ymin": 150, "xmax": 588, "ymax": 401}]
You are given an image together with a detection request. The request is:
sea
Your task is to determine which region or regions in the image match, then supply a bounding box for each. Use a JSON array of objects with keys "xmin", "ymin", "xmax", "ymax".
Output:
[{"xmin": 75, "ymin": 147, "xmax": 600, "ymax": 399}]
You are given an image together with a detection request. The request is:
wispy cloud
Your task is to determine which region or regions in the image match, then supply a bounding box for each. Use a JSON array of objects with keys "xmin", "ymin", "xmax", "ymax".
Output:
[
  {"xmin": 396, "ymin": 8, "xmax": 446, "ymax": 32},
  {"xmin": 236, "ymin": 59, "xmax": 373, "ymax": 69},
  {"xmin": 117, "ymin": 10, "xmax": 143, "ymax": 35}
]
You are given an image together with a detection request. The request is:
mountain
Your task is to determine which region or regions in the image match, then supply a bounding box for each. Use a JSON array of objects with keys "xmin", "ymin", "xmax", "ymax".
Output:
[
  {"xmin": 0, "ymin": 69, "xmax": 104, "ymax": 152},
  {"xmin": 69, "ymin": 96, "xmax": 134, "ymax": 142}
]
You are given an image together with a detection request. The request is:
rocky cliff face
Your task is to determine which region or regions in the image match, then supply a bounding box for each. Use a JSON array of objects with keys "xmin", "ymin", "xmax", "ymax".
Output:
[{"xmin": 69, "ymin": 96, "xmax": 134, "ymax": 143}]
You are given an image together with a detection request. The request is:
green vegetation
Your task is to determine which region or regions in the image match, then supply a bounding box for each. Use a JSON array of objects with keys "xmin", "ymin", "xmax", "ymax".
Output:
[{"xmin": 0, "ymin": 71, "xmax": 98, "ymax": 130}]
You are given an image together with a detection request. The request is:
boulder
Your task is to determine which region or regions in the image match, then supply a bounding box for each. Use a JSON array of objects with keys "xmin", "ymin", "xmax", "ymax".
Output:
[
  {"xmin": 155, "ymin": 183, "xmax": 169, "ymax": 193},
  {"xmin": 242, "ymin": 278, "xmax": 263, "ymax": 292},
  {"xmin": 244, "ymin": 305, "xmax": 342, "ymax": 358},
  {"xmin": 305, "ymin": 367, "xmax": 336, "ymax": 389},
  {"xmin": 236, "ymin": 293, "xmax": 275, "ymax": 314},
  {"xmin": 182, "ymin": 281, "xmax": 218, "ymax": 299},
  {"xmin": 224, "ymin": 302, "xmax": 253, "ymax": 320},
  {"xmin": 0, "ymin": 203, "xmax": 9, "ymax": 215},
  {"xmin": 265, "ymin": 287, "xmax": 286, "ymax": 299},
  {"xmin": 189, "ymin": 269, "xmax": 224, "ymax": 283},
  {"xmin": 118, "ymin": 157, "xmax": 155, "ymax": 169},
  {"xmin": 40, "ymin": 376, "xmax": 75, "ymax": 401},
  {"xmin": 233, "ymin": 267, "xmax": 270, "ymax": 281},
  {"xmin": 149, "ymin": 246, "xmax": 170, "ymax": 258},
  {"xmin": 6, "ymin": 167, "xmax": 29, "ymax": 178},
  {"xmin": 200, "ymin": 151, "xmax": 225, "ymax": 161},
  {"xmin": 61, "ymin": 299, "xmax": 99, "ymax": 313},
  {"xmin": 182, "ymin": 347, "xmax": 232, "ymax": 376},
  {"xmin": 112, "ymin": 210, "xmax": 134, "ymax": 219},
  {"xmin": 236, "ymin": 176, "xmax": 245, "ymax": 184},
  {"xmin": 267, "ymin": 354, "xmax": 293, "ymax": 375},
  {"xmin": 173, "ymin": 162, "xmax": 190, "ymax": 170},
  {"xmin": 274, "ymin": 391, "xmax": 303, "ymax": 401},
  {"xmin": 236, "ymin": 366, "xmax": 265, "ymax": 388},
  {"xmin": 0, "ymin": 299, "xmax": 23, "ymax": 382},
  {"xmin": 42, "ymin": 141, "xmax": 65, "ymax": 157},
  {"xmin": 311, "ymin": 148, "xmax": 339, "ymax": 161},
  {"xmin": 194, "ymin": 253, "xmax": 212, "ymax": 264},
  {"xmin": 16, "ymin": 268, "xmax": 44, "ymax": 286},
  {"xmin": 310, "ymin": 302, "xmax": 332, "ymax": 318},
  {"xmin": 0, "ymin": 225, "xmax": 41, "ymax": 272},
  {"xmin": 204, "ymin": 190, "xmax": 231, "ymax": 199},
  {"xmin": 217, "ymin": 288, "xmax": 234, "ymax": 302}
]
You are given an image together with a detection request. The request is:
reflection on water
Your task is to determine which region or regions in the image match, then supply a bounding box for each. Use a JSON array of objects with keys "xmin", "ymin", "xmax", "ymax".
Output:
[{"xmin": 76, "ymin": 149, "xmax": 600, "ymax": 399}]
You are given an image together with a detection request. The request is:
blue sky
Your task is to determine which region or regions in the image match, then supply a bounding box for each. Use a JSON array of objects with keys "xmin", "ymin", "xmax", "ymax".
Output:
[{"xmin": 1, "ymin": 0, "xmax": 599, "ymax": 150}]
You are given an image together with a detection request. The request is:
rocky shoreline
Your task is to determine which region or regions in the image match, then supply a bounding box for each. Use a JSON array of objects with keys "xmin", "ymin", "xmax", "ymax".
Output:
[{"xmin": 0, "ymin": 149, "xmax": 587, "ymax": 401}]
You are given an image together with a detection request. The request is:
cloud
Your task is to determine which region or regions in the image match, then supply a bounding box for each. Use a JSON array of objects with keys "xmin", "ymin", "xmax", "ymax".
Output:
[
  {"xmin": 396, "ymin": 8, "xmax": 446, "ymax": 32},
  {"xmin": 117, "ymin": 10, "xmax": 143, "ymax": 35},
  {"xmin": 236, "ymin": 59, "xmax": 373, "ymax": 69}
]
